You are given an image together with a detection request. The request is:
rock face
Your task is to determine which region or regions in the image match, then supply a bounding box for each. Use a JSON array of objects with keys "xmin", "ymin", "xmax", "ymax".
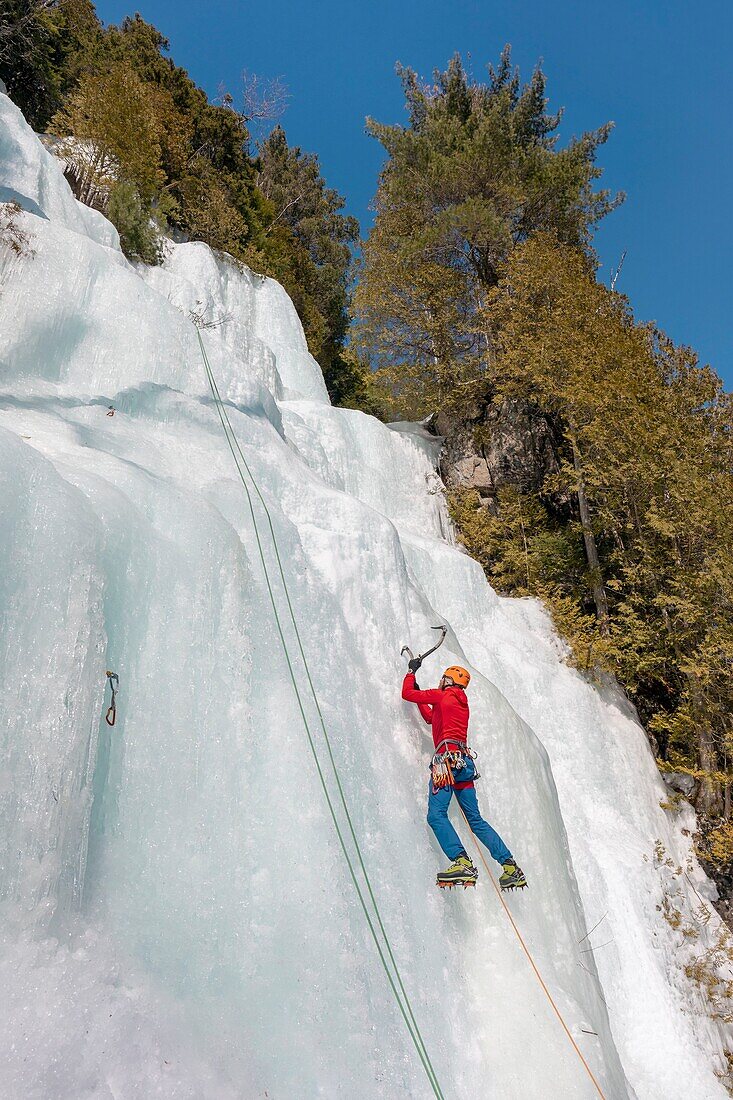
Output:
[
  {"xmin": 662, "ymin": 770, "xmax": 700, "ymax": 803},
  {"xmin": 432, "ymin": 394, "xmax": 560, "ymax": 504}
]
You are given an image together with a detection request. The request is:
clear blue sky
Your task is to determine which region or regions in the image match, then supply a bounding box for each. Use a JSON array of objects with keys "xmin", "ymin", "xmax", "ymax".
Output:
[{"xmin": 97, "ymin": 0, "xmax": 732, "ymax": 387}]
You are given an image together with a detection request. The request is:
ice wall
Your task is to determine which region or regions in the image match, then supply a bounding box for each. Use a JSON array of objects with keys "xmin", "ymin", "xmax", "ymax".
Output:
[{"xmin": 0, "ymin": 92, "xmax": 730, "ymax": 1099}]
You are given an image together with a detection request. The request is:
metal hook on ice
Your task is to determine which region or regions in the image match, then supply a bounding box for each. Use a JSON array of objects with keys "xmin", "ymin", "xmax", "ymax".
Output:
[{"xmin": 105, "ymin": 670, "xmax": 119, "ymax": 727}]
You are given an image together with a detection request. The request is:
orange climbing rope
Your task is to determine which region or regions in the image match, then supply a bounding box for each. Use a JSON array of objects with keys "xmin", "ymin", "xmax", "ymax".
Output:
[{"xmin": 457, "ymin": 803, "xmax": 608, "ymax": 1100}]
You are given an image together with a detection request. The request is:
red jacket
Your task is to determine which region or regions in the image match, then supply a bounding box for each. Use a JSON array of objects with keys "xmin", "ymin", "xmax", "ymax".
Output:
[{"xmin": 402, "ymin": 673, "xmax": 473, "ymax": 788}]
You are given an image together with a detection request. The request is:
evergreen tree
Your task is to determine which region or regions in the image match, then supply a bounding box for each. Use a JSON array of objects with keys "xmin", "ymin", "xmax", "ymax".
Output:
[
  {"xmin": 0, "ymin": 0, "xmax": 101, "ymax": 129},
  {"xmin": 0, "ymin": 0, "xmax": 64, "ymax": 127},
  {"xmin": 103, "ymin": 15, "xmax": 267, "ymax": 254},
  {"xmin": 258, "ymin": 126, "xmax": 358, "ymax": 391},
  {"xmin": 106, "ymin": 179, "xmax": 161, "ymax": 262},
  {"xmin": 355, "ymin": 48, "xmax": 622, "ymax": 414},
  {"xmin": 50, "ymin": 57, "xmax": 165, "ymax": 207},
  {"xmin": 451, "ymin": 232, "xmax": 733, "ymax": 824}
]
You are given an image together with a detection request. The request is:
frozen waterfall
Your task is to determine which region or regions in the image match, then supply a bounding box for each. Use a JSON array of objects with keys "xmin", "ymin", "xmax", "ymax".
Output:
[{"xmin": 0, "ymin": 92, "xmax": 730, "ymax": 1099}]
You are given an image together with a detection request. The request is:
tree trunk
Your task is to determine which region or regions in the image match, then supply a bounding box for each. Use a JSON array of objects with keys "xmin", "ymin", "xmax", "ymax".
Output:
[
  {"xmin": 659, "ymin": 608, "xmax": 722, "ymax": 813},
  {"xmin": 569, "ymin": 426, "xmax": 610, "ymax": 633},
  {"xmin": 422, "ymin": 307, "xmax": 443, "ymax": 399},
  {"xmin": 689, "ymin": 672, "xmax": 723, "ymax": 815}
]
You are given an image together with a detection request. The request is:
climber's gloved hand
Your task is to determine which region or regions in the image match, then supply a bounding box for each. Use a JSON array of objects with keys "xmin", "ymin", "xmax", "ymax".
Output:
[{"xmin": 408, "ymin": 657, "xmax": 422, "ymax": 673}]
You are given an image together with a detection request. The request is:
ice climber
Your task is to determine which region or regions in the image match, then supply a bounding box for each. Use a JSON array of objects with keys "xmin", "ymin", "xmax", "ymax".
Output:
[{"xmin": 402, "ymin": 660, "xmax": 527, "ymax": 890}]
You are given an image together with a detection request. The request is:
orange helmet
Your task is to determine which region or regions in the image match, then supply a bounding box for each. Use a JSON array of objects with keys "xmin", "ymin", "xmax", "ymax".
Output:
[{"xmin": 443, "ymin": 665, "xmax": 470, "ymax": 688}]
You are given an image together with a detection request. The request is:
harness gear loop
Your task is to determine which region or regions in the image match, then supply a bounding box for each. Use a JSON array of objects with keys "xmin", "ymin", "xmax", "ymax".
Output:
[
  {"xmin": 105, "ymin": 670, "xmax": 119, "ymax": 727},
  {"xmin": 430, "ymin": 741, "xmax": 480, "ymax": 792},
  {"xmin": 431, "ymin": 749, "xmax": 459, "ymax": 791}
]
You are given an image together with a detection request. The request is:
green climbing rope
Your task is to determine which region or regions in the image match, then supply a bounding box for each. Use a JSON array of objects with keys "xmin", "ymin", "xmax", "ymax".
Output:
[{"xmin": 197, "ymin": 330, "xmax": 445, "ymax": 1100}]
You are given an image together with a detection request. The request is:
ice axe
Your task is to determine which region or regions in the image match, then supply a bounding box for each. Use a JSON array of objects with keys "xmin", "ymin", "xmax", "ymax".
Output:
[{"xmin": 401, "ymin": 625, "xmax": 447, "ymax": 664}]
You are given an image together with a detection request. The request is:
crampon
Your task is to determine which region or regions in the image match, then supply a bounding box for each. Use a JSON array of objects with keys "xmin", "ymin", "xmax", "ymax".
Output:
[
  {"xmin": 436, "ymin": 855, "xmax": 478, "ymax": 889},
  {"xmin": 499, "ymin": 862, "xmax": 528, "ymax": 891}
]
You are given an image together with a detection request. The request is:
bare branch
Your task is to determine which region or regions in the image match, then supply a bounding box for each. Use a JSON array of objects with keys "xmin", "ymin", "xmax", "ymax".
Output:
[
  {"xmin": 0, "ymin": 0, "xmax": 59, "ymax": 54},
  {"xmin": 610, "ymin": 249, "xmax": 627, "ymax": 292},
  {"xmin": 188, "ymin": 303, "xmax": 233, "ymax": 330},
  {"xmin": 263, "ymin": 192, "xmax": 304, "ymax": 236},
  {"xmin": 241, "ymin": 70, "xmax": 289, "ymax": 136},
  {"xmin": 578, "ymin": 911, "xmax": 608, "ymax": 945}
]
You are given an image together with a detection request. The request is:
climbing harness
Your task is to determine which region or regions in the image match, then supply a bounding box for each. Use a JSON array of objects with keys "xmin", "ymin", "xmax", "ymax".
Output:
[
  {"xmin": 430, "ymin": 749, "xmax": 462, "ymax": 790},
  {"xmin": 430, "ymin": 741, "xmax": 479, "ymax": 793},
  {"xmin": 104, "ymin": 671, "xmax": 119, "ymax": 727},
  {"xmin": 196, "ymin": 330, "xmax": 445, "ymax": 1100}
]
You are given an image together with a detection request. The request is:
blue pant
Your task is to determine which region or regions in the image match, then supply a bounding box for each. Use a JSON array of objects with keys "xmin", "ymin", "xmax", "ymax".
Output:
[{"xmin": 426, "ymin": 757, "xmax": 512, "ymax": 865}]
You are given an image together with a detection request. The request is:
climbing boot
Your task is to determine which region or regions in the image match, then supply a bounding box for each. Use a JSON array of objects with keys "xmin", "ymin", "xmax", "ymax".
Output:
[
  {"xmin": 437, "ymin": 855, "xmax": 478, "ymax": 889},
  {"xmin": 499, "ymin": 861, "xmax": 527, "ymax": 891}
]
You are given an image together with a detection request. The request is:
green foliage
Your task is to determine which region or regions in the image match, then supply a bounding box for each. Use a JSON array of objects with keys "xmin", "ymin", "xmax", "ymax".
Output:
[
  {"xmin": 45, "ymin": 49, "xmax": 167, "ymax": 262},
  {"xmin": 354, "ymin": 48, "xmax": 623, "ymax": 415},
  {"xmin": 448, "ymin": 233, "xmax": 733, "ymax": 823},
  {"xmin": 89, "ymin": 13, "xmax": 266, "ymax": 258},
  {"xmin": 448, "ymin": 485, "xmax": 606, "ymax": 668},
  {"xmin": 257, "ymin": 125, "xmax": 358, "ymax": 394},
  {"xmin": 449, "ymin": 486, "xmax": 547, "ymax": 594},
  {"xmin": 106, "ymin": 180, "xmax": 161, "ymax": 263},
  {"xmin": 0, "ymin": 200, "xmax": 34, "ymax": 257},
  {"xmin": 321, "ymin": 347, "xmax": 391, "ymax": 418},
  {"xmin": 0, "ymin": 0, "xmax": 102, "ymax": 130},
  {"xmin": 0, "ymin": 0, "xmax": 61, "ymax": 127},
  {"xmin": 2, "ymin": 3, "xmax": 356, "ymax": 370},
  {"xmin": 703, "ymin": 821, "xmax": 733, "ymax": 869},
  {"xmin": 50, "ymin": 57, "xmax": 165, "ymax": 204}
]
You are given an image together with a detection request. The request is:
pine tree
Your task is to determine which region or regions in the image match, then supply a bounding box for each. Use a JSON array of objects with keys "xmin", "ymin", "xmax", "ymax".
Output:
[
  {"xmin": 355, "ymin": 48, "xmax": 622, "ymax": 413},
  {"xmin": 50, "ymin": 57, "xmax": 164, "ymax": 208},
  {"xmin": 257, "ymin": 126, "xmax": 358, "ymax": 389},
  {"xmin": 106, "ymin": 179, "xmax": 161, "ymax": 263},
  {"xmin": 0, "ymin": 0, "xmax": 103, "ymax": 130},
  {"xmin": 450, "ymin": 232, "xmax": 733, "ymax": 824}
]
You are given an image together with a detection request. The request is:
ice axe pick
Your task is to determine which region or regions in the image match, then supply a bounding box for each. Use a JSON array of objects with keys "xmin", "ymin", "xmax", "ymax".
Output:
[{"xmin": 401, "ymin": 625, "xmax": 447, "ymax": 663}]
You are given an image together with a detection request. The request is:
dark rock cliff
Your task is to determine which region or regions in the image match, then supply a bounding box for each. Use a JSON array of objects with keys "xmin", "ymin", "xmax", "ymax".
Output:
[{"xmin": 429, "ymin": 394, "xmax": 561, "ymax": 506}]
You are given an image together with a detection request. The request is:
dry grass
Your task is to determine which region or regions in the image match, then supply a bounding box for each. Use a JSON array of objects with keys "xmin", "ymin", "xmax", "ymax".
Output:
[
  {"xmin": 0, "ymin": 201, "xmax": 34, "ymax": 257},
  {"xmin": 653, "ymin": 842, "xmax": 733, "ymax": 1089}
]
